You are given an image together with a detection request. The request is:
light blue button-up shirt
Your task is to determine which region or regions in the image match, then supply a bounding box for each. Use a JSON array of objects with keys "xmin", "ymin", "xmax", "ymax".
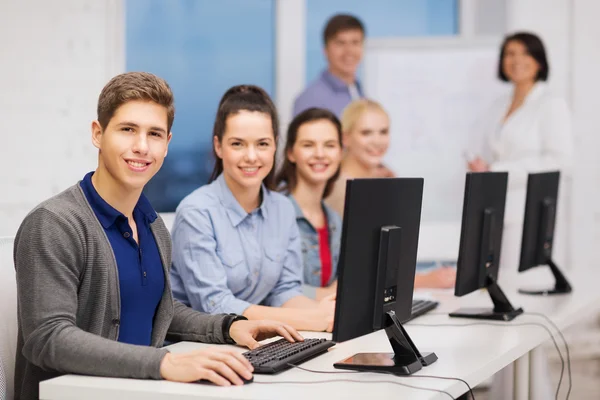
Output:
[
  {"xmin": 293, "ymin": 69, "xmax": 364, "ymax": 118},
  {"xmin": 170, "ymin": 174, "xmax": 304, "ymax": 315}
]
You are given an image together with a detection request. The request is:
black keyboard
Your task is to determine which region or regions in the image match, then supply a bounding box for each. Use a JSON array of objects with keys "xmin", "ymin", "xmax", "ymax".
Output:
[
  {"xmin": 243, "ymin": 338, "xmax": 335, "ymax": 374},
  {"xmin": 407, "ymin": 299, "xmax": 439, "ymax": 322}
]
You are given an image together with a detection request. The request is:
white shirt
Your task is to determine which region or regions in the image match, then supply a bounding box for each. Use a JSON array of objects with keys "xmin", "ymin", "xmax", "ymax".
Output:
[
  {"xmin": 477, "ymin": 83, "xmax": 573, "ymax": 223},
  {"xmin": 348, "ymin": 83, "xmax": 361, "ymax": 101}
]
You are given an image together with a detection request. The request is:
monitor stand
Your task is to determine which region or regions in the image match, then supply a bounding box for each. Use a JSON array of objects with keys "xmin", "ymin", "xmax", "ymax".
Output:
[
  {"xmin": 333, "ymin": 310, "xmax": 438, "ymax": 375},
  {"xmin": 450, "ymin": 273, "xmax": 524, "ymax": 321},
  {"xmin": 519, "ymin": 258, "xmax": 572, "ymax": 295}
]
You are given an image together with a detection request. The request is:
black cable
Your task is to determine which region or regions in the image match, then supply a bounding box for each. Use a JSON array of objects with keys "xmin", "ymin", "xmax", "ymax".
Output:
[
  {"xmin": 253, "ymin": 376, "xmax": 455, "ymax": 399},
  {"xmin": 525, "ymin": 312, "xmax": 572, "ymax": 400},
  {"xmin": 409, "ymin": 321, "xmax": 565, "ymax": 400},
  {"xmin": 285, "ymin": 363, "xmax": 474, "ymax": 399},
  {"xmin": 409, "ymin": 374, "xmax": 475, "ymax": 400}
]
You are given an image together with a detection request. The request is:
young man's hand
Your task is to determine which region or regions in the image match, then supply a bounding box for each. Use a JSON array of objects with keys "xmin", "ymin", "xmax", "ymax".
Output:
[
  {"xmin": 228, "ymin": 319, "xmax": 304, "ymax": 350},
  {"xmin": 159, "ymin": 347, "xmax": 253, "ymax": 386}
]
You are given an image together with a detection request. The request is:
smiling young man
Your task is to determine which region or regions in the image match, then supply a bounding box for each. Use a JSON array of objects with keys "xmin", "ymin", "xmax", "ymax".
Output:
[
  {"xmin": 293, "ymin": 14, "xmax": 365, "ymax": 118},
  {"xmin": 13, "ymin": 72, "xmax": 302, "ymax": 400}
]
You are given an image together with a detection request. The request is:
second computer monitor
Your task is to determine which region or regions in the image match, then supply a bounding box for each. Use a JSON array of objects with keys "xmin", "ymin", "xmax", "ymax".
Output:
[
  {"xmin": 450, "ymin": 172, "xmax": 523, "ymax": 321},
  {"xmin": 454, "ymin": 172, "xmax": 506, "ymax": 296}
]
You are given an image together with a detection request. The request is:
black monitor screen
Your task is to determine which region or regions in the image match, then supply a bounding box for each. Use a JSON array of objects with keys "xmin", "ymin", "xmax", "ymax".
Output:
[
  {"xmin": 332, "ymin": 178, "xmax": 424, "ymax": 343},
  {"xmin": 454, "ymin": 172, "xmax": 508, "ymax": 297},
  {"xmin": 519, "ymin": 171, "xmax": 560, "ymax": 272}
]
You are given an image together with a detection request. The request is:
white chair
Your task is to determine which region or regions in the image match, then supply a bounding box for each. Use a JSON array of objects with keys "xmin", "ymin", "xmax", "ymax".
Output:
[{"xmin": 0, "ymin": 237, "xmax": 17, "ymax": 400}]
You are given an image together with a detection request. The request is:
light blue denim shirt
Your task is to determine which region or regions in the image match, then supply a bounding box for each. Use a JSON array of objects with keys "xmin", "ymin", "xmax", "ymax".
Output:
[
  {"xmin": 170, "ymin": 174, "xmax": 304, "ymax": 315},
  {"xmin": 287, "ymin": 194, "xmax": 342, "ymax": 297}
]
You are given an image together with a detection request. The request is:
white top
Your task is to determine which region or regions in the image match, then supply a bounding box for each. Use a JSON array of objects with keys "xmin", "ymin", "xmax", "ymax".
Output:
[
  {"xmin": 476, "ymin": 83, "xmax": 573, "ymax": 223},
  {"xmin": 348, "ymin": 83, "xmax": 361, "ymax": 101}
]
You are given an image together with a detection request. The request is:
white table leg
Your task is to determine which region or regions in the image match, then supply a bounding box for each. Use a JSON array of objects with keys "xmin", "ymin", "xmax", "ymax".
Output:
[
  {"xmin": 529, "ymin": 346, "xmax": 553, "ymax": 400},
  {"xmin": 514, "ymin": 353, "xmax": 530, "ymax": 400}
]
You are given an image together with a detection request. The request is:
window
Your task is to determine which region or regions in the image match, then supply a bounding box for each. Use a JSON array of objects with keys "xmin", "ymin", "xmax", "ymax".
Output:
[{"xmin": 126, "ymin": 0, "xmax": 275, "ymax": 212}]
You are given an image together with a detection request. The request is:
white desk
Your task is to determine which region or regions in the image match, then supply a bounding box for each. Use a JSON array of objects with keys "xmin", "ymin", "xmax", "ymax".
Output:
[{"xmin": 40, "ymin": 267, "xmax": 600, "ymax": 400}]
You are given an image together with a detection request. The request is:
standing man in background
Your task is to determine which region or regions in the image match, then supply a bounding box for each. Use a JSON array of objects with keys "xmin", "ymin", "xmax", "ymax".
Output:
[{"xmin": 293, "ymin": 14, "xmax": 365, "ymax": 118}]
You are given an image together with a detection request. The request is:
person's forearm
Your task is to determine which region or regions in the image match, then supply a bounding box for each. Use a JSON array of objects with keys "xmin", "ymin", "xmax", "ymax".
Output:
[
  {"xmin": 167, "ymin": 300, "xmax": 233, "ymax": 344},
  {"xmin": 242, "ymin": 304, "xmax": 324, "ymax": 331},
  {"xmin": 282, "ymin": 295, "xmax": 319, "ymax": 309},
  {"xmin": 315, "ymin": 283, "xmax": 337, "ymax": 301},
  {"xmin": 414, "ymin": 273, "xmax": 428, "ymax": 289},
  {"xmin": 23, "ymin": 323, "xmax": 168, "ymax": 379}
]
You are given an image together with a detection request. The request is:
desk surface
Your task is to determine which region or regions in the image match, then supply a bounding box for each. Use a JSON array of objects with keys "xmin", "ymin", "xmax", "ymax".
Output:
[{"xmin": 40, "ymin": 267, "xmax": 600, "ymax": 400}]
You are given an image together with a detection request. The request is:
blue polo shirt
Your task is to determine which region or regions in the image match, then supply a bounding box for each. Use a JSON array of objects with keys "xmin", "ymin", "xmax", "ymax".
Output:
[{"xmin": 80, "ymin": 172, "xmax": 165, "ymax": 346}]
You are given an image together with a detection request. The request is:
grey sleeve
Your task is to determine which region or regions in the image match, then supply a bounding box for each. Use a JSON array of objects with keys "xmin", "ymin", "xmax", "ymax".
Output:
[
  {"xmin": 167, "ymin": 300, "xmax": 236, "ymax": 344},
  {"xmin": 15, "ymin": 209, "xmax": 167, "ymax": 380}
]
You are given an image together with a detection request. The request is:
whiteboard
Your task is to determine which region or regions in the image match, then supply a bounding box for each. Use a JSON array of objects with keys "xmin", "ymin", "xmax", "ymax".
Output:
[{"xmin": 364, "ymin": 37, "xmax": 510, "ymax": 222}]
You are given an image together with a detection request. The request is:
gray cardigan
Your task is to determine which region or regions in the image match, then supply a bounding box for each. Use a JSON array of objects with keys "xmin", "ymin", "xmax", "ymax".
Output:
[{"xmin": 13, "ymin": 184, "xmax": 237, "ymax": 400}]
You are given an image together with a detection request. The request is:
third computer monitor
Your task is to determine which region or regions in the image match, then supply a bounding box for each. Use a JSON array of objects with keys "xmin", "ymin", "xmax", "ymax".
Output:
[
  {"xmin": 450, "ymin": 172, "xmax": 523, "ymax": 321},
  {"xmin": 518, "ymin": 171, "xmax": 572, "ymax": 295}
]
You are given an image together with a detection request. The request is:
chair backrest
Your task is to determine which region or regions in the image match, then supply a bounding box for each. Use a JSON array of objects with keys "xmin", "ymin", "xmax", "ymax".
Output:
[{"xmin": 0, "ymin": 237, "xmax": 17, "ymax": 400}]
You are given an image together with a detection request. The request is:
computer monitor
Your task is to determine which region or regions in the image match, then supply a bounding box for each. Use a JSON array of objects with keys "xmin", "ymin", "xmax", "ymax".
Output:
[
  {"xmin": 332, "ymin": 178, "xmax": 437, "ymax": 375},
  {"xmin": 449, "ymin": 172, "xmax": 524, "ymax": 321},
  {"xmin": 518, "ymin": 171, "xmax": 572, "ymax": 295}
]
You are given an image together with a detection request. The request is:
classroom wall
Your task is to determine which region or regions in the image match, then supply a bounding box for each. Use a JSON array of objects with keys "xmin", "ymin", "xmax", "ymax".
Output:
[
  {"xmin": 506, "ymin": 0, "xmax": 600, "ymax": 269},
  {"xmin": 0, "ymin": 0, "xmax": 599, "ymax": 270},
  {"xmin": 0, "ymin": 0, "xmax": 124, "ymax": 237},
  {"xmin": 569, "ymin": 0, "xmax": 600, "ymax": 269}
]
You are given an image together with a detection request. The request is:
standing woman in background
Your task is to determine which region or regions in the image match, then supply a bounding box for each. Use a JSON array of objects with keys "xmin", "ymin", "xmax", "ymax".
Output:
[
  {"xmin": 326, "ymin": 99, "xmax": 456, "ymax": 289},
  {"xmin": 467, "ymin": 32, "xmax": 573, "ymax": 280},
  {"xmin": 276, "ymin": 108, "xmax": 344, "ymax": 301},
  {"xmin": 170, "ymin": 85, "xmax": 336, "ymax": 332},
  {"xmin": 468, "ymin": 32, "xmax": 573, "ymax": 400}
]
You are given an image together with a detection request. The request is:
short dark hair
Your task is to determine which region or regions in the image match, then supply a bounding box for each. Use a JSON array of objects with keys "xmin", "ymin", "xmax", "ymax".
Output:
[
  {"xmin": 98, "ymin": 72, "xmax": 175, "ymax": 131},
  {"xmin": 209, "ymin": 85, "xmax": 279, "ymax": 190},
  {"xmin": 498, "ymin": 32, "xmax": 549, "ymax": 82},
  {"xmin": 323, "ymin": 14, "xmax": 365, "ymax": 45},
  {"xmin": 275, "ymin": 108, "xmax": 342, "ymax": 199}
]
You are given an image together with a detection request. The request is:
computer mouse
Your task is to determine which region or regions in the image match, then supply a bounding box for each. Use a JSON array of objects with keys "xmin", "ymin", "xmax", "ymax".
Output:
[{"xmin": 194, "ymin": 375, "xmax": 254, "ymax": 385}]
